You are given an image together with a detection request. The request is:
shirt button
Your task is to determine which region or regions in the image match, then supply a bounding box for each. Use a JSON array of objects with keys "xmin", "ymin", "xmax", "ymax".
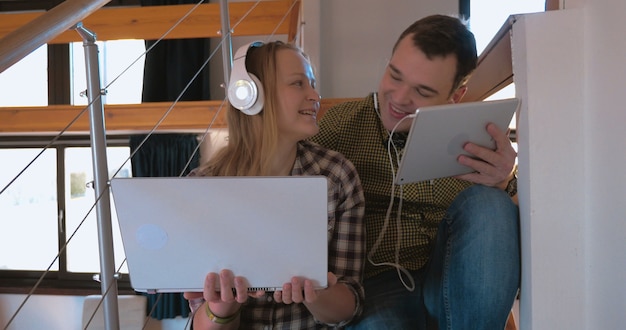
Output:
[{"xmin": 267, "ymin": 296, "xmax": 273, "ymax": 302}]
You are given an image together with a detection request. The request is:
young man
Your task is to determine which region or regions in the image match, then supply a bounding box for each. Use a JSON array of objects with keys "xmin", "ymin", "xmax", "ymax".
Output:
[{"xmin": 310, "ymin": 15, "xmax": 520, "ymax": 329}]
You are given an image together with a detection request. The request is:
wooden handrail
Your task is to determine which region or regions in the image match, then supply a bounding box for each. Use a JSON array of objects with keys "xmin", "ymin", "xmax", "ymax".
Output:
[
  {"xmin": 463, "ymin": 15, "xmax": 516, "ymax": 102},
  {"xmin": 0, "ymin": 0, "xmax": 301, "ymax": 74},
  {"xmin": 0, "ymin": 0, "xmax": 111, "ymax": 74}
]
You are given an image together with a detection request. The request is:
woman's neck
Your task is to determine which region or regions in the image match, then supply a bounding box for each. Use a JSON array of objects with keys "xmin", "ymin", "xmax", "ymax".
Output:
[{"xmin": 268, "ymin": 141, "xmax": 298, "ymax": 176}]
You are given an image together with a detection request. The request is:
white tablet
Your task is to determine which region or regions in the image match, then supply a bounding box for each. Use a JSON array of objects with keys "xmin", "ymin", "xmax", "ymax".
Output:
[{"xmin": 394, "ymin": 98, "xmax": 520, "ymax": 185}]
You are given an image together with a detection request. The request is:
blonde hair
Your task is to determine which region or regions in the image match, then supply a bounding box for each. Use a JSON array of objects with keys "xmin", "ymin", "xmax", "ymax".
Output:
[{"xmin": 197, "ymin": 41, "xmax": 307, "ymax": 176}]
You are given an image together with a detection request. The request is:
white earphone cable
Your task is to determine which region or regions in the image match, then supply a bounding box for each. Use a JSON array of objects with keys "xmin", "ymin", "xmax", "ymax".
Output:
[{"xmin": 367, "ymin": 93, "xmax": 417, "ymax": 291}]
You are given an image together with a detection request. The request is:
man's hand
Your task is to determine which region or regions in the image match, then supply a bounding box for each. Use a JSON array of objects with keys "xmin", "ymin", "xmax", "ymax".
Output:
[{"xmin": 456, "ymin": 123, "xmax": 516, "ymax": 189}]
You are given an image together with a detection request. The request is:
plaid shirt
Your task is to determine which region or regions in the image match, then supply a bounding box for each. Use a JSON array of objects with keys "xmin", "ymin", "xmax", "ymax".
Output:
[
  {"xmin": 190, "ymin": 140, "xmax": 365, "ymax": 329},
  {"xmin": 309, "ymin": 94, "xmax": 471, "ymax": 280}
]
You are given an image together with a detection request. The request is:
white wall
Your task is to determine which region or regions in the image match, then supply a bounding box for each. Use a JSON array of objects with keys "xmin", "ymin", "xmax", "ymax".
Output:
[
  {"xmin": 584, "ymin": 0, "xmax": 626, "ymax": 328},
  {"xmin": 209, "ymin": 0, "xmax": 457, "ymax": 99},
  {"xmin": 314, "ymin": 0, "xmax": 457, "ymax": 98},
  {"xmin": 513, "ymin": 1, "xmax": 626, "ymax": 329},
  {"xmin": 513, "ymin": 9, "xmax": 587, "ymax": 329}
]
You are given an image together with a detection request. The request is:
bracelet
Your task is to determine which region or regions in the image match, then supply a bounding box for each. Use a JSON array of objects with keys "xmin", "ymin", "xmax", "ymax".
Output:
[{"xmin": 205, "ymin": 302, "xmax": 241, "ymax": 325}]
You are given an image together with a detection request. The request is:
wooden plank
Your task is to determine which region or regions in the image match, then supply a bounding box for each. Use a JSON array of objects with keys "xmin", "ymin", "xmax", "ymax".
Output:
[
  {"xmin": 0, "ymin": 101, "xmax": 225, "ymax": 135},
  {"xmin": 0, "ymin": 98, "xmax": 359, "ymax": 135},
  {"xmin": 0, "ymin": 1, "xmax": 299, "ymax": 44},
  {"xmin": 463, "ymin": 16, "xmax": 515, "ymax": 102},
  {"xmin": 286, "ymin": 0, "xmax": 301, "ymax": 43}
]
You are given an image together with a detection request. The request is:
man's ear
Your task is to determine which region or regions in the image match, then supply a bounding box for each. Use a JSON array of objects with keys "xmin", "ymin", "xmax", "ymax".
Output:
[{"xmin": 449, "ymin": 85, "xmax": 467, "ymax": 103}]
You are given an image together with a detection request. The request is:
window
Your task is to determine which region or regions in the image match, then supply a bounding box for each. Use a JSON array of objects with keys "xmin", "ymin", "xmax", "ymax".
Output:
[
  {"xmin": 0, "ymin": 45, "xmax": 48, "ymax": 106},
  {"xmin": 469, "ymin": 0, "xmax": 546, "ymax": 104},
  {"xmin": 0, "ymin": 4, "xmax": 146, "ymax": 291},
  {"xmin": 468, "ymin": 0, "xmax": 545, "ymax": 148},
  {"xmin": 64, "ymin": 146, "xmax": 132, "ymax": 273},
  {"xmin": 0, "ymin": 39, "xmax": 144, "ymax": 107},
  {"xmin": 0, "ymin": 39, "xmax": 143, "ymax": 291},
  {"xmin": 0, "ymin": 139, "xmax": 134, "ymax": 291},
  {"xmin": 71, "ymin": 40, "xmax": 145, "ymax": 106},
  {"xmin": 1, "ymin": 148, "xmax": 58, "ymax": 271}
]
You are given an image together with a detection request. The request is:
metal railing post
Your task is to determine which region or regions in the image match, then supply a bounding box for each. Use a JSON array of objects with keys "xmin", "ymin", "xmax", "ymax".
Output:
[
  {"xmin": 219, "ymin": 0, "xmax": 233, "ymax": 87},
  {"xmin": 74, "ymin": 22, "xmax": 120, "ymax": 330}
]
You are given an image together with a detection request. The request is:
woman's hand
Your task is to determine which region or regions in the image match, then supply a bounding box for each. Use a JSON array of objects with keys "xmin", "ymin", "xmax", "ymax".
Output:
[
  {"xmin": 273, "ymin": 272, "xmax": 338, "ymax": 304},
  {"xmin": 203, "ymin": 269, "xmax": 265, "ymax": 315}
]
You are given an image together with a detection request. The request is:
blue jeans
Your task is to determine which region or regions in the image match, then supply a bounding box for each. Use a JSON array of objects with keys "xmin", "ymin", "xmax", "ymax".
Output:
[{"xmin": 348, "ymin": 185, "xmax": 520, "ymax": 330}]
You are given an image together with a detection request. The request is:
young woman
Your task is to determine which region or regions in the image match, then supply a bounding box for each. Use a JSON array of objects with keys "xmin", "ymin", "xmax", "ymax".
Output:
[{"xmin": 184, "ymin": 41, "xmax": 365, "ymax": 329}]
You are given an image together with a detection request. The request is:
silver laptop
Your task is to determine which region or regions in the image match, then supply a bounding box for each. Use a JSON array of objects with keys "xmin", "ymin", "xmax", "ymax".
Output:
[
  {"xmin": 110, "ymin": 176, "xmax": 329, "ymax": 293},
  {"xmin": 395, "ymin": 98, "xmax": 520, "ymax": 184}
]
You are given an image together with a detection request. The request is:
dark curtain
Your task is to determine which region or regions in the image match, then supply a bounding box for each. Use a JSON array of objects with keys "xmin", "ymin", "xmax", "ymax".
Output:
[
  {"xmin": 141, "ymin": 0, "xmax": 210, "ymax": 102},
  {"xmin": 132, "ymin": 0, "xmax": 209, "ymax": 320},
  {"xmin": 130, "ymin": 134, "xmax": 199, "ymax": 178}
]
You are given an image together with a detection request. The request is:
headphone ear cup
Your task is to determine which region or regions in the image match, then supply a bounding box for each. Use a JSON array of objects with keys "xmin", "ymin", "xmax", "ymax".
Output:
[
  {"xmin": 227, "ymin": 41, "xmax": 265, "ymax": 116},
  {"xmin": 241, "ymin": 73, "xmax": 264, "ymax": 116},
  {"xmin": 227, "ymin": 73, "xmax": 262, "ymax": 115}
]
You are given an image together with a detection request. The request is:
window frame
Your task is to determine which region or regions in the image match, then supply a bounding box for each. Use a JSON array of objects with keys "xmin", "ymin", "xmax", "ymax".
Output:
[{"xmin": 0, "ymin": 135, "xmax": 135, "ymax": 295}]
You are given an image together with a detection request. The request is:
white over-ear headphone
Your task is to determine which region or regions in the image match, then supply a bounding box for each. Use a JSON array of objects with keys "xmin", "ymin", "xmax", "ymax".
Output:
[{"xmin": 227, "ymin": 41, "xmax": 265, "ymax": 115}]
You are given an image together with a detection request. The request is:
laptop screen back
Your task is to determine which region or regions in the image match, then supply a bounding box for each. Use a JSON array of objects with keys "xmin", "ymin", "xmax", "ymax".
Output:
[{"xmin": 110, "ymin": 176, "xmax": 329, "ymax": 293}]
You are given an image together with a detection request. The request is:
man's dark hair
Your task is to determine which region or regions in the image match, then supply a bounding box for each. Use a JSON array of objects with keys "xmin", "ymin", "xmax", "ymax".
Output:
[{"xmin": 393, "ymin": 14, "xmax": 478, "ymax": 95}]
